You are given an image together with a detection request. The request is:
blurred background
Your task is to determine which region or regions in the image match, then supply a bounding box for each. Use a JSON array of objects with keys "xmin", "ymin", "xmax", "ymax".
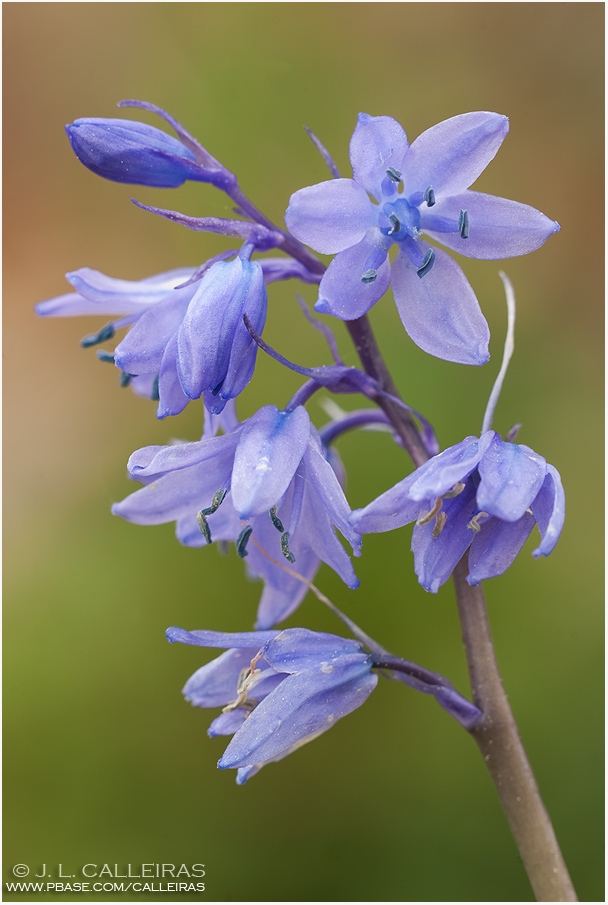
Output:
[{"xmin": 3, "ymin": 3, "xmax": 603, "ymax": 902}]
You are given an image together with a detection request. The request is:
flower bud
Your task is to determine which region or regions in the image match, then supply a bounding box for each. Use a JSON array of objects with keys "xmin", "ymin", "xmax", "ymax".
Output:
[{"xmin": 66, "ymin": 118, "xmax": 208, "ymax": 188}]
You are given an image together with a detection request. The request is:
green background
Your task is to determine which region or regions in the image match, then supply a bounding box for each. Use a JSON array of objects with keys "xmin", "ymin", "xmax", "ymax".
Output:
[{"xmin": 4, "ymin": 3, "xmax": 603, "ymax": 901}]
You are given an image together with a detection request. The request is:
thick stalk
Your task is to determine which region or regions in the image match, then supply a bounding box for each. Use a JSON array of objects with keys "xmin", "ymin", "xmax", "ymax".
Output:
[{"xmin": 346, "ymin": 311, "xmax": 577, "ymax": 901}]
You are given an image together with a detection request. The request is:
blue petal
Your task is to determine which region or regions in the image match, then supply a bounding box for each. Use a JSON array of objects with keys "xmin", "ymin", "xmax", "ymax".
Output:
[
  {"xmin": 314, "ymin": 231, "xmax": 391, "ymax": 319},
  {"xmin": 208, "ymin": 710, "xmax": 248, "ymax": 737},
  {"xmin": 477, "ymin": 436, "xmax": 546, "ymax": 521},
  {"xmin": 531, "ymin": 464, "xmax": 565, "ymax": 558},
  {"xmin": 114, "ymin": 288, "xmax": 192, "ymax": 374},
  {"xmin": 467, "ymin": 512, "xmax": 536, "ymax": 585},
  {"xmin": 401, "ymin": 112, "xmax": 509, "ymax": 197},
  {"xmin": 217, "ymin": 261, "xmax": 267, "ymax": 404},
  {"xmin": 231, "ymin": 406, "xmax": 310, "ymax": 518},
  {"xmin": 390, "ymin": 244, "xmax": 490, "ymax": 366},
  {"xmin": 422, "ymin": 192, "xmax": 560, "ymax": 260},
  {"xmin": 303, "ymin": 439, "xmax": 361, "ymax": 554},
  {"xmin": 348, "ymin": 113, "xmax": 409, "ymax": 200},
  {"xmin": 411, "ymin": 483, "xmax": 478, "ymax": 593},
  {"xmin": 166, "ymin": 627, "xmax": 279, "ymax": 648},
  {"xmin": 257, "ymin": 628, "xmax": 366, "ymax": 673},
  {"xmin": 407, "ymin": 432, "xmax": 495, "ymax": 502},
  {"xmin": 125, "ymin": 432, "xmax": 238, "ymax": 480},
  {"xmin": 156, "ymin": 333, "xmax": 190, "ymax": 418},
  {"xmin": 285, "ymin": 178, "xmax": 375, "ymax": 254},
  {"xmin": 183, "ymin": 647, "xmax": 261, "ymax": 707}
]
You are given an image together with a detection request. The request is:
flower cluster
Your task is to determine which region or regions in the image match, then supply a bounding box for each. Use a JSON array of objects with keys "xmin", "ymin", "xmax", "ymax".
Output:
[{"xmin": 37, "ymin": 101, "xmax": 562, "ymax": 782}]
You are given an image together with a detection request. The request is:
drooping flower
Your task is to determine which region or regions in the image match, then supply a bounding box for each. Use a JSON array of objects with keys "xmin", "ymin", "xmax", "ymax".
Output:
[
  {"xmin": 351, "ymin": 430, "xmax": 564, "ymax": 592},
  {"xmin": 113, "ymin": 404, "xmax": 361, "ymax": 628},
  {"xmin": 285, "ymin": 112, "xmax": 560, "ymax": 366},
  {"xmin": 36, "ymin": 255, "xmax": 316, "ymax": 418},
  {"xmin": 166, "ymin": 626, "xmax": 377, "ymax": 784}
]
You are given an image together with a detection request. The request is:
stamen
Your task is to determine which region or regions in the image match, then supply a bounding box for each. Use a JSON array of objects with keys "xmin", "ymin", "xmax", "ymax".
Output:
[
  {"xmin": 432, "ymin": 512, "xmax": 447, "ymax": 538},
  {"xmin": 280, "ymin": 531, "xmax": 296, "ymax": 564},
  {"xmin": 151, "ymin": 374, "xmax": 160, "ymax": 402},
  {"xmin": 81, "ymin": 323, "xmax": 115, "ymax": 348},
  {"xmin": 361, "ymin": 269, "xmax": 378, "ymax": 284},
  {"xmin": 120, "ymin": 371, "xmax": 132, "ymax": 388},
  {"xmin": 236, "ymin": 525, "xmax": 253, "ymax": 558},
  {"xmin": 467, "ymin": 511, "xmax": 489, "ymax": 533},
  {"xmin": 458, "ymin": 209, "xmax": 469, "ymax": 239},
  {"xmin": 442, "ymin": 481, "xmax": 466, "ymax": 500},
  {"xmin": 269, "ymin": 505, "xmax": 285, "ymax": 533},
  {"xmin": 211, "ymin": 380, "xmax": 224, "ymax": 396},
  {"xmin": 416, "ymin": 249, "xmax": 436, "ymax": 279},
  {"xmin": 201, "ymin": 488, "xmax": 228, "ymax": 516},
  {"xmin": 196, "ymin": 511, "xmax": 212, "ymax": 544},
  {"xmin": 386, "ymin": 166, "xmax": 402, "ymax": 183},
  {"xmin": 424, "ymin": 186, "xmax": 436, "ymax": 207},
  {"xmin": 97, "ymin": 350, "xmax": 115, "ymax": 364},
  {"xmin": 417, "ymin": 497, "xmax": 443, "ymax": 527},
  {"xmin": 387, "ymin": 212, "xmax": 401, "ymax": 235}
]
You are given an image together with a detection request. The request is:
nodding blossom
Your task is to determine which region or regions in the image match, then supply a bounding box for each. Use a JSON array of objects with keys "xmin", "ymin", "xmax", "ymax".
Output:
[
  {"xmin": 113, "ymin": 404, "xmax": 361, "ymax": 628},
  {"xmin": 351, "ymin": 430, "xmax": 564, "ymax": 592},
  {"xmin": 166, "ymin": 626, "xmax": 377, "ymax": 784},
  {"xmin": 286, "ymin": 112, "xmax": 559, "ymax": 366}
]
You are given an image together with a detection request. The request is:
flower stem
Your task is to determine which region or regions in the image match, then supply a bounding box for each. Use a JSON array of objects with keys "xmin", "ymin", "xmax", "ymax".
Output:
[{"xmin": 345, "ymin": 311, "xmax": 577, "ymax": 901}]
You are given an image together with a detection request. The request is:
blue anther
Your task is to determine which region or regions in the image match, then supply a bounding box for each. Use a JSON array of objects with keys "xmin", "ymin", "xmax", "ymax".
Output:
[
  {"xmin": 280, "ymin": 531, "xmax": 296, "ymax": 563},
  {"xmin": 424, "ymin": 186, "xmax": 436, "ymax": 207},
  {"xmin": 81, "ymin": 323, "xmax": 115, "ymax": 348},
  {"xmin": 120, "ymin": 371, "xmax": 132, "ymax": 388},
  {"xmin": 458, "ymin": 209, "xmax": 469, "ymax": 239},
  {"xmin": 269, "ymin": 505, "xmax": 285, "ymax": 533},
  {"xmin": 236, "ymin": 525, "xmax": 253, "ymax": 558},
  {"xmin": 388, "ymin": 212, "xmax": 401, "ymax": 235},
  {"xmin": 386, "ymin": 166, "xmax": 402, "ymax": 183},
  {"xmin": 361, "ymin": 269, "xmax": 378, "ymax": 284},
  {"xmin": 196, "ymin": 511, "xmax": 212, "ymax": 545},
  {"xmin": 97, "ymin": 350, "xmax": 115, "ymax": 364},
  {"xmin": 416, "ymin": 249, "xmax": 436, "ymax": 279},
  {"xmin": 151, "ymin": 374, "xmax": 160, "ymax": 402},
  {"xmin": 201, "ymin": 488, "xmax": 228, "ymax": 517},
  {"xmin": 211, "ymin": 380, "xmax": 224, "ymax": 396}
]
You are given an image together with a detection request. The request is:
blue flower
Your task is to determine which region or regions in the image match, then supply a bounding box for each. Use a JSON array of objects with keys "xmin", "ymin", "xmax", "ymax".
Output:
[
  {"xmin": 37, "ymin": 256, "xmax": 314, "ymax": 417},
  {"xmin": 112, "ymin": 404, "xmax": 361, "ymax": 628},
  {"xmin": 351, "ymin": 430, "xmax": 564, "ymax": 592},
  {"xmin": 166, "ymin": 626, "xmax": 377, "ymax": 783},
  {"xmin": 285, "ymin": 112, "xmax": 560, "ymax": 366}
]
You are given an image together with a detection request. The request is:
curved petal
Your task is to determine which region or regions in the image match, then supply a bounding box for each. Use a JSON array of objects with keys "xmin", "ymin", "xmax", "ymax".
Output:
[
  {"xmin": 423, "ymin": 192, "xmax": 560, "ymax": 260},
  {"xmin": 407, "ymin": 432, "xmax": 495, "ymax": 501},
  {"xmin": 258, "ymin": 628, "xmax": 366, "ymax": 673},
  {"xmin": 285, "ymin": 178, "xmax": 375, "ymax": 254},
  {"xmin": 391, "ymin": 245, "xmax": 490, "ymax": 365},
  {"xmin": 156, "ymin": 333, "xmax": 190, "ymax": 418},
  {"xmin": 303, "ymin": 441, "xmax": 360, "ymax": 554},
  {"xmin": 231, "ymin": 406, "xmax": 310, "ymax": 518},
  {"xmin": 349, "ymin": 113, "xmax": 409, "ymax": 200},
  {"xmin": 467, "ymin": 512, "xmax": 535, "ymax": 585},
  {"xmin": 183, "ymin": 647, "xmax": 261, "ymax": 707},
  {"xmin": 166, "ymin": 627, "xmax": 279, "ymax": 649},
  {"xmin": 411, "ymin": 483, "xmax": 478, "ymax": 592},
  {"xmin": 477, "ymin": 436, "xmax": 546, "ymax": 521},
  {"xmin": 219, "ymin": 262, "xmax": 267, "ymax": 403},
  {"xmin": 114, "ymin": 289, "xmax": 191, "ymax": 374},
  {"xmin": 314, "ymin": 232, "xmax": 390, "ymax": 319},
  {"xmin": 125, "ymin": 431, "xmax": 238, "ymax": 479},
  {"xmin": 401, "ymin": 112, "xmax": 509, "ymax": 197},
  {"xmin": 531, "ymin": 464, "xmax": 565, "ymax": 557}
]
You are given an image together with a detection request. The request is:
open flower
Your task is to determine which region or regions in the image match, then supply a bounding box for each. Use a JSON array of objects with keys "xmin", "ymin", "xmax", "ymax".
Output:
[
  {"xmin": 351, "ymin": 430, "xmax": 564, "ymax": 592},
  {"xmin": 286, "ymin": 112, "xmax": 559, "ymax": 366},
  {"xmin": 166, "ymin": 626, "xmax": 377, "ymax": 784},
  {"xmin": 113, "ymin": 404, "xmax": 361, "ymax": 628}
]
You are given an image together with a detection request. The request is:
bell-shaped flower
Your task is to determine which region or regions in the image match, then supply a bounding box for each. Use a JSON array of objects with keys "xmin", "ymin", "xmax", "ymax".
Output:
[
  {"xmin": 112, "ymin": 404, "xmax": 361, "ymax": 628},
  {"xmin": 36, "ymin": 255, "xmax": 314, "ymax": 418},
  {"xmin": 165, "ymin": 626, "xmax": 377, "ymax": 783},
  {"xmin": 351, "ymin": 430, "xmax": 564, "ymax": 592},
  {"xmin": 285, "ymin": 112, "xmax": 559, "ymax": 366}
]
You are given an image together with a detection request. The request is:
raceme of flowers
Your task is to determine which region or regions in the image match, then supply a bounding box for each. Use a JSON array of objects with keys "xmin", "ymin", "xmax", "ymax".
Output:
[
  {"xmin": 286, "ymin": 112, "xmax": 559, "ymax": 365},
  {"xmin": 351, "ymin": 430, "xmax": 565, "ymax": 593},
  {"xmin": 36, "ymin": 101, "xmax": 562, "ymax": 781}
]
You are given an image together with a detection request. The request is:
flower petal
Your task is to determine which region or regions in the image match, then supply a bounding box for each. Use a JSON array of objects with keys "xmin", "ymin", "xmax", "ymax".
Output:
[
  {"xmin": 231, "ymin": 406, "xmax": 310, "ymax": 518},
  {"xmin": 411, "ymin": 483, "xmax": 478, "ymax": 593},
  {"xmin": 314, "ymin": 231, "xmax": 390, "ymax": 319},
  {"xmin": 156, "ymin": 333, "xmax": 190, "ymax": 418},
  {"xmin": 467, "ymin": 512, "xmax": 536, "ymax": 585},
  {"xmin": 166, "ymin": 627, "xmax": 279, "ymax": 649},
  {"xmin": 285, "ymin": 178, "xmax": 375, "ymax": 254},
  {"xmin": 114, "ymin": 288, "xmax": 191, "ymax": 374},
  {"xmin": 183, "ymin": 647, "xmax": 261, "ymax": 707},
  {"xmin": 477, "ymin": 436, "xmax": 546, "ymax": 521},
  {"xmin": 258, "ymin": 628, "xmax": 366, "ymax": 673},
  {"xmin": 349, "ymin": 113, "xmax": 409, "ymax": 200},
  {"xmin": 423, "ymin": 192, "xmax": 560, "ymax": 260},
  {"xmin": 402, "ymin": 112, "xmax": 509, "ymax": 197},
  {"xmin": 407, "ymin": 432, "xmax": 495, "ymax": 501},
  {"xmin": 391, "ymin": 245, "xmax": 490, "ymax": 365},
  {"xmin": 531, "ymin": 464, "xmax": 565, "ymax": 558}
]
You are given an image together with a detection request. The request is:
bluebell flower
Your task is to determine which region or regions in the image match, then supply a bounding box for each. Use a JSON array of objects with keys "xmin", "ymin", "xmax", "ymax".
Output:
[
  {"xmin": 113, "ymin": 404, "xmax": 361, "ymax": 628},
  {"xmin": 351, "ymin": 430, "xmax": 564, "ymax": 592},
  {"xmin": 285, "ymin": 112, "xmax": 560, "ymax": 366},
  {"xmin": 165, "ymin": 626, "xmax": 377, "ymax": 783},
  {"xmin": 36, "ymin": 256, "xmax": 315, "ymax": 417}
]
